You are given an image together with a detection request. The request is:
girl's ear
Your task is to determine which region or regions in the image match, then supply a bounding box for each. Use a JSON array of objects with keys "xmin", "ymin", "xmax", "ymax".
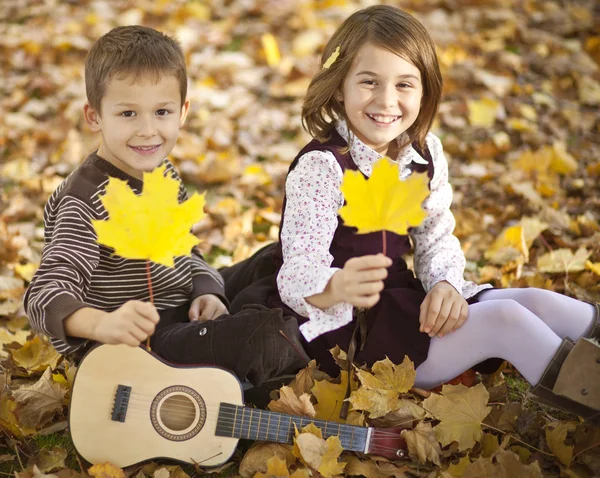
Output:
[
  {"xmin": 179, "ymin": 100, "xmax": 190, "ymax": 127},
  {"xmin": 83, "ymin": 102, "xmax": 102, "ymax": 133},
  {"xmin": 334, "ymin": 90, "xmax": 344, "ymax": 102}
]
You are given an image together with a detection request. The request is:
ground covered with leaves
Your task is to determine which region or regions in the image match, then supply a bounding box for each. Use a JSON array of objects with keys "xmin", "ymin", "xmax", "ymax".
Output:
[{"xmin": 1, "ymin": 0, "xmax": 599, "ymax": 476}]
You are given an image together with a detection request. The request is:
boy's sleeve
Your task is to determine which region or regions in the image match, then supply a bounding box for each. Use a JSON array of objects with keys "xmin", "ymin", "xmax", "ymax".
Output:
[
  {"xmin": 189, "ymin": 248, "xmax": 228, "ymax": 306},
  {"xmin": 24, "ymin": 195, "xmax": 100, "ymax": 345},
  {"xmin": 410, "ymin": 134, "xmax": 466, "ymax": 295}
]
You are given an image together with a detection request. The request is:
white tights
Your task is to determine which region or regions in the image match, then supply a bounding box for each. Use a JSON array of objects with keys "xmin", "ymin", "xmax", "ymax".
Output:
[{"xmin": 414, "ymin": 288, "xmax": 596, "ymax": 390}]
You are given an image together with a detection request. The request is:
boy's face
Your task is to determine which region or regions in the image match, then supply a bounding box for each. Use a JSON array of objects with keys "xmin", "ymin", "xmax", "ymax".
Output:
[{"xmin": 84, "ymin": 73, "xmax": 189, "ymax": 179}]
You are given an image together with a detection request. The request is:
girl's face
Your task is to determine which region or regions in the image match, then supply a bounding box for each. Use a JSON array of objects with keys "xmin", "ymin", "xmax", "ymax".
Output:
[{"xmin": 337, "ymin": 43, "xmax": 423, "ymax": 156}]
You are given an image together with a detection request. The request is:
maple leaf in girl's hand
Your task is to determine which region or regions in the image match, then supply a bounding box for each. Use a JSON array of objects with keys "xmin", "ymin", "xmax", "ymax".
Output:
[
  {"xmin": 339, "ymin": 158, "xmax": 429, "ymax": 235},
  {"xmin": 92, "ymin": 165, "xmax": 206, "ymax": 267}
]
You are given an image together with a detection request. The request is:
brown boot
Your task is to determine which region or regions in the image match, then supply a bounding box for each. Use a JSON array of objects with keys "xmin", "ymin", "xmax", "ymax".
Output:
[
  {"xmin": 586, "ymin": 302, "xmax": 600, "ymax": 341},
  {"xmin": 530, "ymin": 338, "xmax": 600, "ymax": 425}
]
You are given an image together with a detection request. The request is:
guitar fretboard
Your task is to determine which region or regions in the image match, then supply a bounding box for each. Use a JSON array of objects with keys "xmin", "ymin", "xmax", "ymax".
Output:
[{"xmin": 215, "ymin": 403, "xmax": 368, "ymax": 452}]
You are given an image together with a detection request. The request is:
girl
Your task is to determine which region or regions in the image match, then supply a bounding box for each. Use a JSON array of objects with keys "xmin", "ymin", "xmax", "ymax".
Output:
[{"xmin": 223, "ymin": 5, "xmax": 599, "ymax": 422}]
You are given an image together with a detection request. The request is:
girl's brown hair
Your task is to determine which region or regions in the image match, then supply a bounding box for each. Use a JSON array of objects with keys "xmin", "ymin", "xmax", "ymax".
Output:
[
  {"xmin": 302, "ymin": 5, "xmax": 442, "ymax": 151},
  {"xmin": 85, "ymin": 26, "xmax": 187, "ymax": 112}
]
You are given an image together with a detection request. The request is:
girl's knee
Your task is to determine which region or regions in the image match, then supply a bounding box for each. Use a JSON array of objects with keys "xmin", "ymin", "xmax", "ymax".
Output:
[{"xmin": 487, "ymin": 299, "xmax": 539, "ymax": 328}]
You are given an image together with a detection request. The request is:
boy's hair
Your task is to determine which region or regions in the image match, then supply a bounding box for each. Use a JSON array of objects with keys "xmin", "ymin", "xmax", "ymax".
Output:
[
  {"xmin": 302, "ymin": 5, "xmax": 443, "ymax": 151},
  {"xmin": 85, "ymin": 25, "xmax": 187, "ymax": 112}
]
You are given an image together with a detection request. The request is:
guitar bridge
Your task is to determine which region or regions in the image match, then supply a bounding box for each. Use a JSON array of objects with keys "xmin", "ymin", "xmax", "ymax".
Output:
[{"xmin": 111, "ymin": 385, "xmax": 131, "ymax": 422}]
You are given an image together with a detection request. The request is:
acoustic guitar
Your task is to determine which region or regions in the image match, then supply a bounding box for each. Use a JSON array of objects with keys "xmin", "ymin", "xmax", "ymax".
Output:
[{"xmin": 69, "ymin": 344, "xmax": 408, "ymax": 468}]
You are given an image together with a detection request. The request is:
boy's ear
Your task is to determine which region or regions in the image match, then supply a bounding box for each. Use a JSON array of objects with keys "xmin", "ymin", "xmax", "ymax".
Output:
[
  {"xmin": 179, "ymin": 100, "xmax": 190, "ymax": 127},
  {"xmin": 83, "ymin": 102, "xmax": 102, "ymax": 132}
]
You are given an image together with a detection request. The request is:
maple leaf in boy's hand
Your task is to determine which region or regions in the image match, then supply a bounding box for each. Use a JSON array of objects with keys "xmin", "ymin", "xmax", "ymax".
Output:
[
  {"xmin": 92, "ymin": 165, "xmax": 206, "ymax": 267},
  {"xmin": 339, "ymin": 158, "xmax": 429, "ymax": 235}
]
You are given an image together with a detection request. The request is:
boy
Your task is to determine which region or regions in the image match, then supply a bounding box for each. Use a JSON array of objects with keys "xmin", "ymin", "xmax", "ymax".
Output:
[{"xmin": 24, "ymin": 25, "xmax": 308, "ymax": 386}]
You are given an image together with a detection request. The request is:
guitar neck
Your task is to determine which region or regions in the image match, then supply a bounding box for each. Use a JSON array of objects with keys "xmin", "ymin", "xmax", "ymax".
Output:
[{"xmin": 215, "ymin": 403, "xmax": 369, "ymax": 453}]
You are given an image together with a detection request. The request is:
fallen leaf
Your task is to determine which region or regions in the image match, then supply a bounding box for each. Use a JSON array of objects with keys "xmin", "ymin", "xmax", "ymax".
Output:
[
  {"xmin": 401, "ymin": 421, "xmax": 442, "ymax": 466},
  {"xmin": 88, "ymin": 462, "xmax": 125, "ymax": 478},
  {"xmin": 311, "ymin": 371, "xmax": 352, "ymax": 423},
  {"xmin": 13, "ymin": 367, "xmax": 67, "ymax": 429},
  {"xmin": 422, "ymin": 383, "xmax": 491, "ymax": 451},
  {"xmin": 33, "ymin": 446, "xmax": 67, "ymax": 473},
  {"xmin": 468, "ymin": 97, "xmax": 500, "ymax": 127},
  {"xmin": 339, "ymin": 159, "xmax": 429, "ymax": 236},
  {"xmin": 10, "ymin": 336, "xmax": 62, "ymax": 374},
  {"xmin": 463, "ymin": 450, "xmax": 543, "ymax": 477},
  {"xmin": 239, "ymin": 443, "xmax": 295, "ymax": 478},
  {"xmin": 447, "ymin": 455, "xmax": 471, "ymax": 477},
  {"xmin": 537, "ymin": 247, "xmax": 590, "ymax": 273},
  {"xmin": 343, "ymin": 455, "xmax": 386, "ymax": 478},
  {"xmin": 293, "ymin": 426, "xmax": 346, "ymax": 478},
  {"xmin": 546, "ymin": 421, "xmax": 577, "ymax": 467}
]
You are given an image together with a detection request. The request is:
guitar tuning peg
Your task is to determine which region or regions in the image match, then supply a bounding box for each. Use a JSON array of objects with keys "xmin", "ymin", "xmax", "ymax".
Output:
[{"xmin": 396, "ymin": 449, "xmax": 407, "ymax": 458}]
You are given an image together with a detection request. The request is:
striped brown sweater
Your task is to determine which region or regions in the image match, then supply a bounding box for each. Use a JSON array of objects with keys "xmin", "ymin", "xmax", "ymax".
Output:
[{"xmin": 24, "ymin": 152, "xmax": 226, "ymax": 355}]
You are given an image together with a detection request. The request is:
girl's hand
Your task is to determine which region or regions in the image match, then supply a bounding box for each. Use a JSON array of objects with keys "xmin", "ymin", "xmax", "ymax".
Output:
[
  {"xmin": 189, "ymin": 294, "xmax": 228, "ymax": 322},
  {"xmin": 419, "ymin": 281, "xmax": 468, "ymax": 338},
  {"xmin": 330, "ymin": 254, "xmax": 392, "ymax": 308}
]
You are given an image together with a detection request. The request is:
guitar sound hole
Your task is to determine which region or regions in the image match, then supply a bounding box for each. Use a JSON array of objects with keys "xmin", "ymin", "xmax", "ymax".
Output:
[{"xmin": 160, "ymin": 395, "xmax": 196, "ymax": 431}]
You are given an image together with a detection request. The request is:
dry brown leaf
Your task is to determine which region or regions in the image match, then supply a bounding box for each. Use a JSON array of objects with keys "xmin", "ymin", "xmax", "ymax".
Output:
[
  {"xmin": 369, "ymin": 399, "xmax": 426, "ymax": 428},
  {"xmin": 343, "ymin": 455, "xmax": 386, "ymax": 478},
  {"xmin": 33, "ymin": 447, "xmax": 67, "ymax": 473},
  {"xmin": 253, "ymin": 455, "xmax": 290, "ymax": 478},
  {"xmin": 401, "ymin": 422, "xmax": 442, "ymax": 466},
  {"xmin": 268, "ymin": 386, "xmax": 316, "ymax": 418},
  {"xmin": 293, "ymin": 429, "xmax": 346, "ymax": 478},
  {"xmin": 446, "ymin": 455, "xmax": 471, "ymax": 477},
  {"xmin": 463, "ymin": 450, "xmax": 543, "ymax": 477},
  {"xmin": 537, "ymin": 247, "xmax": 591, "ymax": 273},
  {"xmin": 422, "ymin": 383, "xmax": 491, "ymax": 451},
  {"xmin": 13, "ymin": 367, "xmax": 67, "ymax": 429}
]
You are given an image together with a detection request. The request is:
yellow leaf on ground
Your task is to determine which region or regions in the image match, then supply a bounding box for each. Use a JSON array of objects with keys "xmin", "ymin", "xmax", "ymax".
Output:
[
  {"xmin": 401, "ymin": 421, "xmax": 442, "ymax": 466},
  {"xmin": 290, "ymin": 360, "xmax": 329, "ymax": 396},
  {"xmin": 253, "ymin": 456, "xmax": 290, "ymax": 478},
  {"xmin": 261, "ymin": 33, "xmax": 281, "ymax": 68},
  {"xmin": 339, "ymin": 159, "xmax": 429, "ymax": 236},
  {"xmin": 585, "ymin": 260, "xmax": 600, "ymax": 275},
  {"xmin": 268, "ymin": 386, "xmax": 316, "ymax": 418},
  {"xmin": 347, "ymin": 356, "xmax": 416, "ymax": 418},
  {"xmin": 88, "ymin": 462, "xmax": 126, "ymax": 478},
  {"xmin": 481, "ymin": 433, "xmax": 499, "ymax": 458},
  {"xmin": 10, "ymin": 335, "xmax": 61, "ymax": 374},
  {"xmin": 537, "ymin": 247, "xmax": 590, "ymax": 273},
  {"xmin": 484, "ymin": 217, "xmax": 548, "ymax": 265},
  {"xmin": 447, "ymin": 455, "xmax": 471, "ymax": 477},
  {"xmin": 92, "ymin": 165, "xmax": 205, "ymax": 268},
  {"xmin": 13, "ymin": 367, "xmax": 67, "ymax": 429},
  {"xmin": 422, "ymin": 383, "xmax": 491, "ymax": 451},
  {"xmin": 311, "ymin": 371, "xmax": 352, "ymax": 423},
  {"xmin": 343, "ymin": 456, "xmax": 386, "ymax": 478},
  {"xmin": 468, "ymin": 97, "xmax": 500, "ymax": 127},
  {"xmin": 293, "ymin": 428, "xmax": 346, "ymax": 478},
  {"xmin": 33, "ymin": 446, "xmax": 67, "ymax": 473},
  {"xmin": 240, "ymin": 443, "xmax": 295, "ymax": 478},
  {"xmin": 546, "ymin": 421, "xmax": 577, "ymax": 467}
]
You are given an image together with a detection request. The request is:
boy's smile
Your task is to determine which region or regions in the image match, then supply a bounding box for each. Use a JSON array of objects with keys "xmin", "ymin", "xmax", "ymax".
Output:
[
  {"xmin": 337, "ymin": 43, "xmax": 423, "ymax": 156},
  {"xmin": 84, "ymin": 74, "xmax": 189, "ymax": 179}
]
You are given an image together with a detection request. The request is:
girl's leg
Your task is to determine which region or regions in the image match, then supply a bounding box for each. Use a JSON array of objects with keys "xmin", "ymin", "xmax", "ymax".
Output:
[
  {"xmin": 477, "ymin": 288, "xmax": 595, "ymax": 339},
  {"xmin": 414, "ymin": 299, "xmax": 562, "ymax": 390}
]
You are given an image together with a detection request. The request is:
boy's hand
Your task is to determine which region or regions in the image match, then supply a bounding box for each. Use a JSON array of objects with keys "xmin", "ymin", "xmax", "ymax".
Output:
[
  {"xmin": 93, "ymin": 300, "xmax": 159, "ymax": 346},
  {"xmin": 330, "ymin": 254, "xmax": 392, "ymax": 309},
  {"xmin": 419, "ymin": 281, "xmax": 468, "ymax": 338},
  {"xmin": 189, "ymin": 294, "xmax": 228, "ymax": 322}
]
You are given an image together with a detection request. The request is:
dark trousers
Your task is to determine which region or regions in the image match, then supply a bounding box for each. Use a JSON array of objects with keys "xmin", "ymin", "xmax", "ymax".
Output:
[{"xmin": 150, "ymin": 302, "xmax": 308, "ymax": 386}]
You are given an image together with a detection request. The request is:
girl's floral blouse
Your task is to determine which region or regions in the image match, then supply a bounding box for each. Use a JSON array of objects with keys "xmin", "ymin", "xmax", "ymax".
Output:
[{"xmin": 278, "ymin": 120, "xmax": 492, "ymax": 341}]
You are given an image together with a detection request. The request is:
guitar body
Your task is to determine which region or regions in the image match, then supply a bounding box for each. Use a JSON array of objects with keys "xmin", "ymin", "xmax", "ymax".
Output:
[{"xmin": 69, "ymin": 344, "xmax": 243, "ymax": 467}]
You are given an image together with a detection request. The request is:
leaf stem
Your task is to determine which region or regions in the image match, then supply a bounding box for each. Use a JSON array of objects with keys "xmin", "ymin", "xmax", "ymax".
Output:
[
  {"xmin": 382, "ymin": 230, "xmax": 387, "ymax": 257},
  {"xmin": 146, "ymin": 260, "xmax": 154, "ymax": 351}
]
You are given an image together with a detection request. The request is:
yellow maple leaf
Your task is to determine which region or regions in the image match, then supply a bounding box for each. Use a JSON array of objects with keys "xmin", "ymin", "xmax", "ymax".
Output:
[
  {"xmin": 253, "ymin": 455, "xmax": 291, "ymax": 478},
  {"xmin": 88, "ymin": 462, "xmax": 125, "ymax": 478},
  {"xmin": 546, "ymin": 421, "xmax": 577, "ymax": 467},
  {"xmin": 311, "ymin": 371, "xmax": 354, "ymax": 423},
  {"xmin": 92, "ymin": 165, "xmax": 205, "ymax": 267},
  {"xmin": 422, "ymin": 383, "xmax": 491, "ymax": 451},
  {"xmin": 585, "ymin": 260, "xmax": 600, "ymax": 276},
  {"xmin": 292, "ymin": 423, "xmax": 346, "ymax": 478},
  {"xmin": 347, "ymin": 356, "xmax": 416, "ymax": 418},
  {"xmin": 339, "ymin": 159, "xmax": 429, "ymax": 235},
  {"xmin": 467, "ymin": 97, "xmax": 500, "ymax": 127},
  {"xmin": 537, "ymin": 247, "xmax": 590, "ymax": 273},
  {"xmin": 10, "ymin": 335, "xmax": 62, "ymax": 374},
  {"xmin": 401, "ymin": 421, "xmax": 442, "ymax": 466}
]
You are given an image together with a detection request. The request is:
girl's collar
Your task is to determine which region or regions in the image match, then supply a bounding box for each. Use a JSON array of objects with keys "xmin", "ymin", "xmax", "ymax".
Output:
[{"xmin": 334, "ymin": 119, "xmax": 428, "ymax": 167}]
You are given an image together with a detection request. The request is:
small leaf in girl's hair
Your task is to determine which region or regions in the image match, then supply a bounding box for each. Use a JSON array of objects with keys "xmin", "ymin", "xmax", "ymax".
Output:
[
  {"xmin": 339, "ymin": 158, "xmax": 429, "ymax": 236},
  {"xmin": 322, "ymin": 45, "xmax": 340, "ymax": 69}
]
